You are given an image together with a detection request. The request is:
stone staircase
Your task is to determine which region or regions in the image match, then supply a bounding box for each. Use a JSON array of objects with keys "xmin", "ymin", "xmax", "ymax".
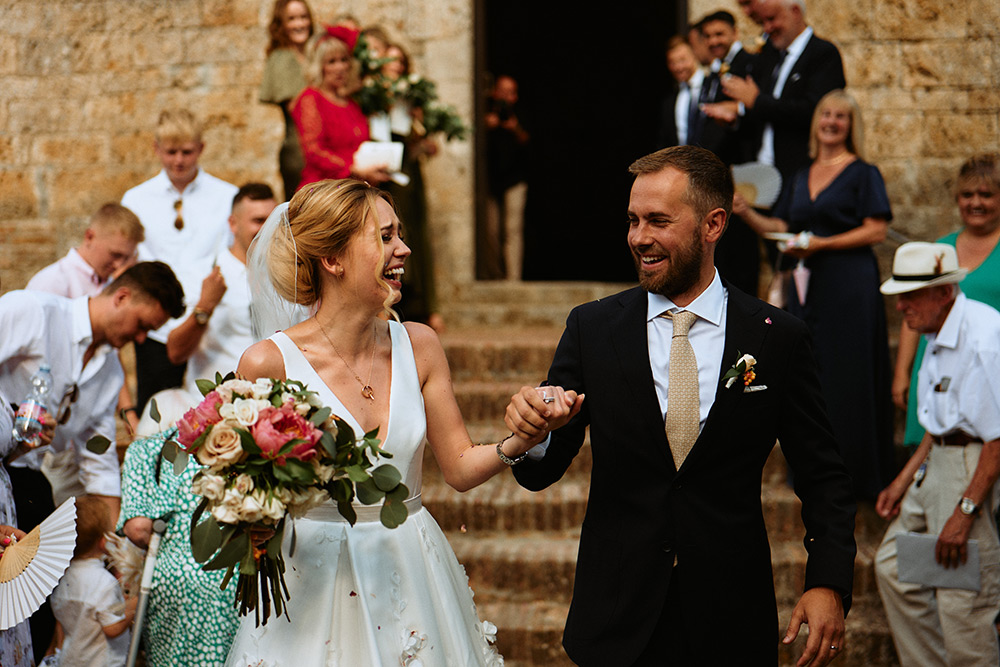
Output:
[{"xmin": 425, "ymin": 323, "xmax": 900, "ymax": 667}]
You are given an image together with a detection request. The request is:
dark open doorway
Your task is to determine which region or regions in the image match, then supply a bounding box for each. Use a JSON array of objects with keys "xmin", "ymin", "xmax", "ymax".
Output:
[{"xmin": 475, "ymin": 0, "xmax": 687, "ymax": 282}]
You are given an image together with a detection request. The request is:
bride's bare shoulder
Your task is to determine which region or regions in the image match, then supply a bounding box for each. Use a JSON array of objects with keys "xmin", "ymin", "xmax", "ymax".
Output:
[{"xmin": 237, "ymin": 339, "xmax": 286, "ymax": 382}]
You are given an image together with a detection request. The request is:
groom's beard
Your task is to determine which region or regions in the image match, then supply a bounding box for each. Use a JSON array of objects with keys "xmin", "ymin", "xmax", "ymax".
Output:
[{"xmin": 633, "ymin": 225, "xmax": 704, "ymax": 298}]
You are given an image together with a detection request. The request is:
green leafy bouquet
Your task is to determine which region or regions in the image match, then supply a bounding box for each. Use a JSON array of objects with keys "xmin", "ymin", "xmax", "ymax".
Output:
[{"xmin": 167, "ymin": 374, "xmax": 408, "ymax": 625}]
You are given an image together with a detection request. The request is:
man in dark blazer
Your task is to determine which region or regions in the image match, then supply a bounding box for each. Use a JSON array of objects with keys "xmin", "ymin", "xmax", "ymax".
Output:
[
  {"xmin": 505, "ymin": 146, "xmax": 856, "ymax": 666},
  {"xmin": 655, "ymin": 37, "xmax": 707, "ymax": 151},
  {"xmin": 719, "ymin": 0, "xmax": 846, "ymax": 187}
]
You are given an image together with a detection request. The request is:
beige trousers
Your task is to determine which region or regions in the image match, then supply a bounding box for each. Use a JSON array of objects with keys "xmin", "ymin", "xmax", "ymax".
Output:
[{"xmin": 875, "ymin": 444, "xmax": 1000, "ymax": 666}]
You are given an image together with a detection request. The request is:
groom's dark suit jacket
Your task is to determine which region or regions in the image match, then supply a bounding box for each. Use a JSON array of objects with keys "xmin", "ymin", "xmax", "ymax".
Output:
[{"xmin": 514, "ymin": 284, "xmax": 856, "ymax": 666}]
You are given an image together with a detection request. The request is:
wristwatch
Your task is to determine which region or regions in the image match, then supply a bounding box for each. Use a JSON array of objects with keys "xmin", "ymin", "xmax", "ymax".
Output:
[
  {"xmin": 193, "ymin": 308, "xmax": 212, "ymax": 326},
  {"xmin": 959, "ymin": 497, "xmax": 981, "ymax": 516}
]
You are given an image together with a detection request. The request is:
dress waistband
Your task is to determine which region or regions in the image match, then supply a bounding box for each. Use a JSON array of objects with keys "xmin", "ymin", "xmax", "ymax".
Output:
[
  {"xmin": 933, "ymin": 431, "xmax": 981, "ymax": 447},
  {"xmin": 304, "ymin": 495, "xmax": 422, "ymax": 523}
]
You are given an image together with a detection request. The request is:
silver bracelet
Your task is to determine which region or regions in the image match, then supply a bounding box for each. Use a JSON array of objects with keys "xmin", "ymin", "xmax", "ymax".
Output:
[{"xmin": 495, "ymin": 433, "xmax": 527, "ymax": 466}]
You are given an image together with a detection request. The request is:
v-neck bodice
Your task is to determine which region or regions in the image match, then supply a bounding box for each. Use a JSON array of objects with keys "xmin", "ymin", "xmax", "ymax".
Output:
[{"xmin": 268, "ymin": 320, "xmax": 427, "ymax": 497}]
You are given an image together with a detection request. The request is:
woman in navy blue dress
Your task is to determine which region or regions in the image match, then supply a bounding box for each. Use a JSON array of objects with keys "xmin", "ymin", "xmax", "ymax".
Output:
[{"xmin": 736, "ymin": 90, "xmax": 894, "ymax": 500}]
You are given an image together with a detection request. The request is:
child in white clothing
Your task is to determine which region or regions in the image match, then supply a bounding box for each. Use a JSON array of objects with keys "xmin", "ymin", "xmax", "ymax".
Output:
[{"xmin": 50, "ymin": 496, "xmax": 136, "ymax": 667}]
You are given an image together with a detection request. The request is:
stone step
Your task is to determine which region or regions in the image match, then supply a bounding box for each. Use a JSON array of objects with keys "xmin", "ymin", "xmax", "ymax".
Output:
[
  {"xmin": 449, "ymin": 530, "xmax": 884, "ymax": 609},
  {"xmin": 439, "ymin": 327, "xmax": 562, "ymax": 383},
  {"xmin": 443, "ymin": 282, "xmax": 630, "ymax": 330},
  {"xmin": 476, "ymin": 598, "xmax": 896, "ymax": 667}
]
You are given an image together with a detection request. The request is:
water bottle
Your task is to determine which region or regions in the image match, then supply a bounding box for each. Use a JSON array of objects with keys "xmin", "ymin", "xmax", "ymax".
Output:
[{"xmin": 12, "ymin": 363, "xmax": 53, "ymax": 447}]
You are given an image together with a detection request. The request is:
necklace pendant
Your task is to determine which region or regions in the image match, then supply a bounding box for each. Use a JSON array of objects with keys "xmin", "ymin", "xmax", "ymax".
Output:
[{"xmin": 361, "ymin": 385, "xmax": 375, "ymax": 400}]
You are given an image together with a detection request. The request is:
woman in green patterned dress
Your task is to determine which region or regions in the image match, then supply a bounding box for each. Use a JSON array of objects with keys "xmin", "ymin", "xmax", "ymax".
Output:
[{"xmin": 118, "ymin": 429, "xmax": 238, "ymax": 666}]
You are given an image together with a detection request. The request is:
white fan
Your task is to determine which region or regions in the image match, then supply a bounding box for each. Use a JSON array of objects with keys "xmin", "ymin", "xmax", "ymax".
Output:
[
  {"xmin": 0, "ymin": 497, "xmax": 77, "ymax": 630},
  {"xmin": 732, "ymin": 162, "xmax": 783, "ymax": 208}
]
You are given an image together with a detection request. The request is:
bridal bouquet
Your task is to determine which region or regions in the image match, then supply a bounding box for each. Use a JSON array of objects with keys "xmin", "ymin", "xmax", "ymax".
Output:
[{"xmin": 162, "ymin": 374, "xmax": 409, "ymax": 625}]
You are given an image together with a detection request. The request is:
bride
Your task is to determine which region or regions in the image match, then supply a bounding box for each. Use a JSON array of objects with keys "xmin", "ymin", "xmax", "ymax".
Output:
[{"xmin": 226, "ymin": 179, "xmax": 581, "ymax": 666}]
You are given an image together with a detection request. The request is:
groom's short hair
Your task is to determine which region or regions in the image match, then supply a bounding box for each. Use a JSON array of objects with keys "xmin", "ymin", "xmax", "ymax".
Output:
[{"xmin": 628, "ymin": 146, "xmax": 734, "ymax": 222}]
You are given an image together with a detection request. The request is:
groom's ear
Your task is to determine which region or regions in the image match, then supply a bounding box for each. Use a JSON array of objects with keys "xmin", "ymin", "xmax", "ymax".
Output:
[{"xmin": 319, "ymin": 256, "xmax": 345, "ymax": 277}]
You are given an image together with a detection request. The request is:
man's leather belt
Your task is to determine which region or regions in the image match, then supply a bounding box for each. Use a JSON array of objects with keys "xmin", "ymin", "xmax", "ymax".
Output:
[{"xmin": 934, "ymin": 431, "xmax": 980, "ymax": 447}]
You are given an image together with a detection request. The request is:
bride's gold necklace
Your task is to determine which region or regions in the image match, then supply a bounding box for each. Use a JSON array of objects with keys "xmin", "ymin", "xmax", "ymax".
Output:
[{"xmin": 317, "ymin": 318, "xmax": 377, "ymax": 400}]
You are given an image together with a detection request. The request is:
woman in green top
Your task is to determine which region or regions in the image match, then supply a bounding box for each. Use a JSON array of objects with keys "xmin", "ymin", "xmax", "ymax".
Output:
[
  {"xmin": 261, "ymin": 0, "xmax": 314, "ymax": 200},
  {"xmin": 892, "ymin": 153, "xmax": 1000, "ymax": 447}
]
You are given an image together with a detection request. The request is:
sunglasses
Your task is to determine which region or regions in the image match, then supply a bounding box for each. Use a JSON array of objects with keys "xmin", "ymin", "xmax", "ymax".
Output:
[
  {"xmin": 174, "ymin": 199, "xmax": 184, "ymax": 230},
  {"xmin": 57, "ymin": 383, "xmax": 79, "ymax": 426}
]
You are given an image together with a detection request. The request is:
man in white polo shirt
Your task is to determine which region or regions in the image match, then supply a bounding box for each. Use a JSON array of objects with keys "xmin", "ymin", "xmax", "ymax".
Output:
[{"xmin": 875, "ymin": 242, "xmax": 1000, "ymax": 666}]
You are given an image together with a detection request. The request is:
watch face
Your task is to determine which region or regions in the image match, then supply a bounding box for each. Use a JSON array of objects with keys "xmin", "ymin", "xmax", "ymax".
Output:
[{"xmin": 961, "ymin": 498, "xmax": 977, "ymax": 515}]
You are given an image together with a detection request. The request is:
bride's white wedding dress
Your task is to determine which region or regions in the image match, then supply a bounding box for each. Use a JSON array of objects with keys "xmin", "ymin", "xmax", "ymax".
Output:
[{"xmin": 225, "ymin": 321, "xmax": 503, "ymax": 666}]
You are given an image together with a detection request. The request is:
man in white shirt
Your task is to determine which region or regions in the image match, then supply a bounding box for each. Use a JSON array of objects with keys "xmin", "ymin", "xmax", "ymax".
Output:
[
  {"xmin": 875, "ymin": 242, "xmax": 1000, "ymax": 666},
  {"xmin": 656, "ymin": 37, "xmax": 707, "ymax": 149},
  {"xmin": 121, "ymin": 109, "xmax": 238, "ymax": 411},
  {"xmin": 27, "ymin": 203, "xmax": 144, "ymax": 299},
  {"xmin": 137, "ymin": 183, "xmax": 276, "ymax": 433},
  {"xmin": 0, "ymin": 261, "xmax": 183, "ymax": 662}
]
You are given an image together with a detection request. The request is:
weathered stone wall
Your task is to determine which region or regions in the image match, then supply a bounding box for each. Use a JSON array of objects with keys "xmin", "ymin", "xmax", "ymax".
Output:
[
  {"xmin": 0, "ymin": 0, "xmax": 473, "ymax": 295},
  {"xmin": 1, "ymin": 0, "xmax": 997, "ymax": 311},
  {"xmin": 689, "ymin": 0, "xmax": 1000, "ymax": 245}
]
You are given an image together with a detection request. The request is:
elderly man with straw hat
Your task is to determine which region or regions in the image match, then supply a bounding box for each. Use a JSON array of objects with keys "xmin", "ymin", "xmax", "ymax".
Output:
[{"xmin": 874, "ymin": 241, "xmax": 1000, "ymax": 666}]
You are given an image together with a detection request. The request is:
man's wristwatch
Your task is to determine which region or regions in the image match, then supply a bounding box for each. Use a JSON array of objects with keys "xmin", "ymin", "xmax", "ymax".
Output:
[
  {"xmin": 193, "ymin": 308, "xmax": 213, "ymax": 326},
  {"xmin": 959, "ymin": 497, "xmax": 981, "ymax": 516}
]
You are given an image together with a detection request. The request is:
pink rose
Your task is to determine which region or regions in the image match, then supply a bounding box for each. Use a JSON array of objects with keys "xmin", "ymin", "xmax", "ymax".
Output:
[
  {"xmin": 176, "ymin": 391, "xmax": 224, "ymax": 448},
  {"xmin": 251, "ymin": 404, "xmax": 322, "ymax": 464}
]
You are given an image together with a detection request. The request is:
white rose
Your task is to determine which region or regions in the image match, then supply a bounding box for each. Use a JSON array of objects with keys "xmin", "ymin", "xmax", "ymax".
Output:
[
  {"xmin": 233, "ymin": 473, "xmax": 254, "ymax": 495},
  {"xmin": 286, "ymin": 487, "xmax": 328, "ymax": 518},
  {"xmin": 281, "ymin": 392, "xmax": 295, "ymax": 405},
  {"xmin": 220, "ymin": 378, "xmax": 254, "ymax": 398},
  {"xmin": 219, "ymin": 397, "xmax": 261, "ymax": 428},
  {"xmin": 272, "ymin": 486, "xmax": 293, "ymax": 505},
  {"xmin": 312, "ymin": 460, "xmax": 335, "ymax": 484},
  {"xmin": 191, "ymin": 473, "xmax": 226, "ymax": 501},
  {"xmin": 210, "ymin": 503, "xmax": 241, "ymax": 525},
  {"xmin": 195, "ymin": 424, "xmax": 245, "ymax": 470},
  {"xmin": 739, "ymin": 353, "xmax": 757, "ymax": 369},
  {"xmin": 257, "ymin": 490, "xmax": 286, "ymax": 523},
  {"xmin": 238, "ymin": 492, "xmax": 264, "ymax": 523},
  {"xmin": 294, "ymin": 401, "xmax": 310, "ymax": 416},
  {"xmin": 251, "ymin": 379, "xmax": 274, "ymax": 400},
  {"xmin": 305, "ymin": 392, "xmax": 322, "ymax": 408}
]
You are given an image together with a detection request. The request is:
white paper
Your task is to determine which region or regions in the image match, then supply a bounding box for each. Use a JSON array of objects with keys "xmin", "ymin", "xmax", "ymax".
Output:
[
  {"xmin": 353, "ymin": 141, "xmax": 404, "ymax": 173},
  {"xmin": 897, "ymin": 532, "xmax": 981, "ymax": 592}
]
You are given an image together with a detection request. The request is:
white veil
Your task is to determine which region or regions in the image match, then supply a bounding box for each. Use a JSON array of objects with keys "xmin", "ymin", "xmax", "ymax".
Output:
[{"xmin": 247, "ymin": 202, "xmax": 313, "ymax": 341}]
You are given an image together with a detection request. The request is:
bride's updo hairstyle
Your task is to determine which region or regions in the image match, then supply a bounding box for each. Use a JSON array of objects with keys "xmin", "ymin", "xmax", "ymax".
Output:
[{"xmin": 267, "ymin": 179, "xmax": 394, "ymax": 307}]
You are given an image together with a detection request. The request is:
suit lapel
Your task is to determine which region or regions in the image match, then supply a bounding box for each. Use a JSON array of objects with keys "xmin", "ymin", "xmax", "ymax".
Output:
[
  {"xmin": 680, "ymin": 287, "xmax": 771, "ymax": 472},
  {"xmin": 610, "ymin": 288, "xmax": 675, "ymax": 470}
]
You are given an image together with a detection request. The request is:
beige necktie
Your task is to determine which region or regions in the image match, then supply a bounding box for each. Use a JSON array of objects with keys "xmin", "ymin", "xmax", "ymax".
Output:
[{"xmin": 664, "ymin": 310, "xmax": 699, "ymax": 469}]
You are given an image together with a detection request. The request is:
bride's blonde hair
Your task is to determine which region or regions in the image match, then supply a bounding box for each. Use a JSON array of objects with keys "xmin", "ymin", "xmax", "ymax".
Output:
[{"xmin": 267, "ymin": 179, "xmax": 396, "ymax": 311}]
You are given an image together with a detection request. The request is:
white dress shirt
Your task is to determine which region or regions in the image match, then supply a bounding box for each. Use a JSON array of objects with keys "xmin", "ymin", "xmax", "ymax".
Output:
[
  {"xmin": 182, "ymin": 248, "xmax": 254, "ymax": 395},
  {"xmin": 122, "ymin": 168, "xmax": 237, "ymax": 342},
  {"xmin": 0, "ymin": 292, "xmax": 122, "ymax": 496},
  {"xmin": 529, "ymin": 272, "xmax": 729, "ymax": 459},
  {"xmin": 675, "ymin": 68, "xmax": 706, "ymax": 146},
  {"xmin": 50, "ymin": 558, "xmax": 130, "ymax": 667},
  {"xmin": 756, "ymin": 26, "xmax": 814, "ymax": 167},
  {"xmin": 917, "ymin": 292, "xmax": 1000, "ymax": 443},
  {"xmin": 26, "ymin": 248, "xmax": 107, "ymax": 298}
]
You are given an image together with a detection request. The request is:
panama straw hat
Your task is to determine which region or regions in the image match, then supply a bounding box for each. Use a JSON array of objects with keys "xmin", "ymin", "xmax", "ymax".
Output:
[{"xmin": 880, "ymin": 242, "xmax": 968, "ymax": 295}]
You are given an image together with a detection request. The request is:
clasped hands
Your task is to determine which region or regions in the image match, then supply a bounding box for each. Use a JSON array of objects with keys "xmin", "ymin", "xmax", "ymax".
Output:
[
  {"xmin": 701, "ymin": 75, "xmax": 761, "ymax": 125},
  {"xmin": 876, "ymin": 479, "xmax": 973, "ymax": 569},
  {"xmin": 504, "ymin": 385, "xmax": 583, "ymax": 448}
]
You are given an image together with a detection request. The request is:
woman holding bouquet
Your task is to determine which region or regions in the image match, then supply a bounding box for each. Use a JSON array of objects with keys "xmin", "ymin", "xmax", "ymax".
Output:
[
  {"xmin": 290, "ymin": 26, "xmax": 389, "ymax": 190},
  {"xmin": 225, "ymin": 180, "xmax": 581, "ymax": 666}
]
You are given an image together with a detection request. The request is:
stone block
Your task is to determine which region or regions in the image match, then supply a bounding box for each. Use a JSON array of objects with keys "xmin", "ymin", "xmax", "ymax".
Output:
[
  {"xmin": 810, "ymin": 0, "xmax": 873, "ymax": 40},
  {"xmin": 870, "ymin": 0, "xmax": 968, "ymax": 40},
  {"xmin": 102, "ymin": 0, "xmax": 202, "ymax": 33},
  {"xmin": 131, "ymin": 30, "xmax": 185, "ymax": 68},
  {"xmin": 200, "ymin": 0, "xmax": 260, "ymax": 27},
  {"xmin": 922, "ymin": 111, "xmax": 996, "ymax": 158},
  {"xmin": 17, "ymin": 37, "xmax": 75, "ymax": 76},
  {"xmin": 0, "ymin": 135, "xmax": 29, "ymax": 165},
  {"xmin": 900, "ymin": 40, "xmax": 992, "ymax": 89},
  {"xmin": 866, "ymin": 111, "xmax": 924, "ymax": 159},
  {"xmin": 44, "ymin": 2, "xmax": 109, "ymax": 34},
  {"xmin": 841, "ymin": 42, "xmax": 901, "ymax": 88},
  {"xmin": 110, "ymin": 131, "xmax": 156, "ymax": 166},
  {"xmin": 0, "ymin": 35, "xmax": 17, "ymax": 75},
  {"xmin": 31, "ymin": 135, "xmax": 109, "ymax": 165},
  {"xmin": 0, "ymin": 169, "xmax": 38, "ymax": 219},
  {"xmin": 0, "ymin": 3, "xmax": 45, "ymax": 37},
  {"xmin": 964, "ymin": 0, "xmax": 1000, "ymax": 39},
  {"xmin": 183, "ymin": 26, "xmax": 258, "ymax": 64},
  {"xmin": 208, "ymin": 62, "xmax": 265, "ymax": 88},
  {"xmin": 47, "ymin": 167, "xmax": 149, "ymax": 219}
]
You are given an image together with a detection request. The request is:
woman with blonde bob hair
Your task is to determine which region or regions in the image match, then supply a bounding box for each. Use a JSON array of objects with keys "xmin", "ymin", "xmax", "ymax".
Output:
[
  {"xmin": 735, "ymin": 89, "xmax": 895, "ymax": 501},
  {"xmin": 290, "ymin": 28, "xmax": 388, "ymax": 189},
  {"xmin": 227, "ymin": 179, "xmax": 580, "ymax": 666}
]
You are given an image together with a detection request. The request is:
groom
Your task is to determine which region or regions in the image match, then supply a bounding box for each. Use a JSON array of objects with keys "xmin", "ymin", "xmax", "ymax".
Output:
[{"xmin": 505, "ymin": 146, "xmax": 856, "ymax": 666}]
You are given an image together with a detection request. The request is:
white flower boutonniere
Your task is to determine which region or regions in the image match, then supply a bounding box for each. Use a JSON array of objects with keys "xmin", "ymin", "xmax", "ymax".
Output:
[{"xmin": 723, "ymin": 352, "xmax": 757, "ymax": 389}]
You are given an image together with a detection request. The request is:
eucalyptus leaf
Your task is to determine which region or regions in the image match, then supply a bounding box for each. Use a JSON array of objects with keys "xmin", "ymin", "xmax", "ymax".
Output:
[
  {"xmin": 334, "ymin": 421, "xmax": 356, "ymax": 449},
  {"xmin": 266, "ymin": 521, "xmax": 285, "ymax": 560},
  {"xmin": 215, "ymin": 372, "xmax": 224, "ymax": 385},
  {"xmin": 239, "ymin": 543, "xmax": 258, "ymax": 575},
  {"xmin": 337, "ymin": 499, "xmax": 358, "ymax": 526},
  {"xmin": 329, "ymin": 478, "xmax": 354, "ymax": 503},
  {"xmin": 196, "ymin": 378, "xmax": 216, "ymax": 397},
  {"xmin": 85, "ymin": 435, "xmax": 112, "ymax": 454},
  {"xmin": 172, "ymin": 450, "xmax": 189, "ymax": 476},
  {"xmin": 191, "ymin": 515, "xmax": 224, "ymax": 563},
  {"xmin": 150, "ymin": 398, "xmax": 162, "ymax": 423},
  {"xmin": 380, "ymin": 485, "xmax": 409, "ymax": 529},
  {"xmin": 160, "ymin": 440, "xmax": 179, "ymax": 463},
  {"xmin": 309, "ymin": 406, "xmax": 331, "ymax": 427},
  {"xmin": 236, "ymin": 428, "xmax": 261, "ymax": 455},
  {"xmin": 355, "ymin": 478, "xmax": 385, "ymax": 505},
  {"xmin": 345, "ymin": 465, "xmax": 370, "ymax": 483},
  {"xmin": 222, "ymin": 370, "xmax": 237, "ymax": 383},
  {"xmin": 204, "ymin": 531, "xmax": 250, "ymax": 571},
  {"xmin": 319, "ymin": 431, "xmax": 336, "ymax": 458},
  {"xmin": 282, "ymin": 459, "xmax": 316, "ymax": 484},
  {"xmin": 371, "ymin": 464, "xmax": 402, "ymax": 492}
]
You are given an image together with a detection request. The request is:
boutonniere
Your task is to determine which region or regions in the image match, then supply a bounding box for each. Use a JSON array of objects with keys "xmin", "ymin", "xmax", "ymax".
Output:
[{"xmin": 723, "ymin": 352, "xmax": 758, "ymax": 389}]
